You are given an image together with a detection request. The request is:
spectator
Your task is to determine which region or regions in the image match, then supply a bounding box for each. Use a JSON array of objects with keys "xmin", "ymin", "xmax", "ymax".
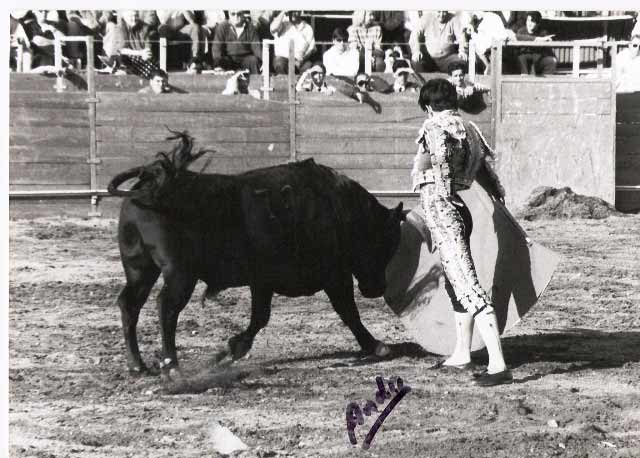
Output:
[
  {"xmin": 391, "ymin": 59, "xmax": 425, "ymax": 92},
  {"xmin": 323, "ymin": 27, "xmax": 359, "ymax": 77},
  {"xmin": 494, "ymin": 11, "xmax": 527, "ymax": 33},
  {"xmin": 211, "ymin": 10, "xmax": 261, "ymax": 74},
  {"xmin": 250, "ymin": 10, "xmax": 275, "ymax": 41},
  {"xmin": 296, "ymin": 63, "xmax": 336, "ymax": 94},
  {"xmin": 514, "ymin": 12, "xmax": 557, "ymax": 76},
  {"xmin": 270, "ymin": 10, "xmax": 317, "ymax": 75},
  {"xmin": 376, "ymin": 11, "xmax": 410, "ymax": 55},
  {"xmin": 103, "ymin": 10, "xmax": 157, "ymax": 78},
  {"xmin": 10, "ymin": 11, "xmax": 31, "ymax": 71},
  {"xmin": 13, "ymin": 10, "xmax": 64, "ymax": 69},
  {"xmin": 348, "ymin": 10, "xmax": 385, "ymax": 72},
  {"xmin": 156, "ymin": 10, "xmax": 205, "ymax": 72},
  {"xmin": 410, "ymin": 10, "xmax": 468, "ymax": 73},
  {"xmin": 616, "ymin": 33, "xmax": 640, "ymax": 93},
  {"xmin": 222, "ymin": 69, "xmax": 262, "ymax": 98},
  {"xmin": 200, "ymin": 10, "xmax": 226, "ymax": 66},
  {"xmin": 65, "ymin": 11, "xmax": 104, "ymax": 67},
  {"xmin": 470, "ymin": 11, "xmax": 516, "ymax": 74},
  {"xmin": 138, "ymin": 68, "xmax": 171, "ymax": 94},
  {"xmin": 448, "ymin": 60, "xmax": 489, "ymax": 112}
]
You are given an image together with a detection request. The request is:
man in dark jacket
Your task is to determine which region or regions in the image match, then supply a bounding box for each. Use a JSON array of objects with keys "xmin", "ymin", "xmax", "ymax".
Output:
[
  {"xmin": 515, "ymin": 11, "xmax": 557, "ymax": 75},
  {"xmin": 212, "ymin": 10, "xmax": 261, "ymax": 74}
]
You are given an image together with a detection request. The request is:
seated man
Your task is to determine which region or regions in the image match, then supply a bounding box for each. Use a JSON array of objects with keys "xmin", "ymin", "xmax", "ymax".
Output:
[
  {"xmin": 448, "ymin": 60, "xmax": 489, "ymax": 112},
  {"xmin": 391, "ymin": 59, "xmax": 424, "ymax": 92},
  {"xmin": 515, "ymin": 11, "xmax": 557, "ymax": 76},
  {"xmin": 138, "ymin": 68, "xmax": 171, "ymax": 94},
  {"xmin": 410, "ymin": 10, "xmax": 468, "ymax": 73},
  {"xmin": 323, "ymin": 27, "xmax": 359, "ymax": 77},
  {"xmin": 212, "ymin": 10, "xmax": 261, "ymax": 74},
  {"xmin": 296, "ymin": 64, "xmax": 336, "ymax": 94},
  {"xmin": 348, "ymin": 11, "xmax": 384, "ymax": 73},
  {"xmin": 270, "ymin": 10, "xmax": 316, "ymax": 75},
  {"xmin": 156, "ymin": 10, "xmax": 205, "ymax": 73}
]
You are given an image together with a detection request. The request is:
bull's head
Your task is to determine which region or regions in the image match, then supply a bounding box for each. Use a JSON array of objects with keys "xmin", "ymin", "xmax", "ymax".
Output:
[
  {"xmin": 352, "ymin": 201, "xmax": 405, "ymax": 298},
  {"xmin": 107, "ymin": 128, "xmax": 214, "ymax": 207}
]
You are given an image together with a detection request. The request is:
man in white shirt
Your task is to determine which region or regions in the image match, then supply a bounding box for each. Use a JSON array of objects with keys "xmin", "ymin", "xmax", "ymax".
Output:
[
  {"xmin": 270, "ymin": 10, "xmax": 317, "ymax": 74},
  {"xmin": 323, "ymin": 27, "xmax": 359, "ymax": 77}
]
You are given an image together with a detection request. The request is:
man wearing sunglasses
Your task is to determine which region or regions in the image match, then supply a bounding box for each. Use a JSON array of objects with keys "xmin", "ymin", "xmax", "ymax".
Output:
[
  {"xmin": 616, "ymin": 33, "xmax": 640, "ymax": 93},
  {"xmin": 323, "ymin": 27, "xmax": 359, "ymax": 77}
]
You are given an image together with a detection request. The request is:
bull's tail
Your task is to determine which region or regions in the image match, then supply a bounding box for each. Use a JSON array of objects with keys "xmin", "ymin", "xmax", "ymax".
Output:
[{"xmin": 108, "ymin": 167, "xmax": 143, "ymax": 197}]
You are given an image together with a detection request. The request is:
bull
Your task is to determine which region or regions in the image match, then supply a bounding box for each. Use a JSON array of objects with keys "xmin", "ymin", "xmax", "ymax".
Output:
[{"xmin": 108, "ymin": 131, "xmax": 404, "ymax": 375}]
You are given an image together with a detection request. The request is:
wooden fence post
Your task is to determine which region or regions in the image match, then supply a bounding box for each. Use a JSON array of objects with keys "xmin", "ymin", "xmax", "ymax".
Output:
[
  {"xmin": 86, "ymin": 36, "xmax": 101, "ymax": 217},
  {"xmin": 160, "ymin": 37, "xmax": 167, "ymax": 71},
  {"xmin": 288, "ymin": 39, "xmax": 297, "ymax": 163},
  {"xmin": 54, "ymin": 36, "xmax": 65, "ymax": 92},
  {"xmin": 262, "ymin": 40, "xmax": 271, "ymax": 101},
  {"xmin": 364, "ymin": 39, "xmax": 372, "ymax": 74},
  {"xmin": 572, "ymin": 44, "xmax": 581, "ymax": 77},
  {"xmin": 469, "ymin": 38, "xmax": 476, "ymax": 83}
]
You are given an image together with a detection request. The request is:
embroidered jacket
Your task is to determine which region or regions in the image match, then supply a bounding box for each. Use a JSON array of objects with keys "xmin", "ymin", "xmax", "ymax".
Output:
[{"xmin": 411, "ymin": 110, "xmax": 504, "ymax": 199}]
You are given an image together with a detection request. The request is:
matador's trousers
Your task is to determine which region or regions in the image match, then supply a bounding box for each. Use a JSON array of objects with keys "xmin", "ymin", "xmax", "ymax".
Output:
[{"xmin": 419, "ymin": 183, "xmax": 493, "ymax": 316}]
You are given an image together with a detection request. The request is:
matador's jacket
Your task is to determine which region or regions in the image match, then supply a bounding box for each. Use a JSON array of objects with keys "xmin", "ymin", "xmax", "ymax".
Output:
[{"xmin": 411, "ymin": 109, "xmax": 504, "ymax": 316}]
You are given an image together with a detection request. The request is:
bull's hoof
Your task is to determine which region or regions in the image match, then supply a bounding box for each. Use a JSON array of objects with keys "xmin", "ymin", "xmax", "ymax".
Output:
[
  {"xmin": 374, "ymin": 342, "xmax": 392, "ymax": 358},
  {"xmin": 228, "ymin": 335, "xmax": 253, "ymax": 361}
]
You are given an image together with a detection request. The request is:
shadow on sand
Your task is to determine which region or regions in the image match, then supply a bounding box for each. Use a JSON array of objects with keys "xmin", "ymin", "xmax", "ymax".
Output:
[{"xmin": 501, "ymin": 328, "xmax": 640, "ymax": 384}]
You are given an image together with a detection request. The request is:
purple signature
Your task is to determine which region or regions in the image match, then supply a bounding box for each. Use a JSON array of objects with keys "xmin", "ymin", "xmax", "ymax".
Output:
[{"xmin": 346, "ymin": 376, "xmax": 411, "ymax": 449}]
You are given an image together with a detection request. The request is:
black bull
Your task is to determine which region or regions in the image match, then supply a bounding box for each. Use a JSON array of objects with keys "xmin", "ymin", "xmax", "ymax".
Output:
[{"xmin": 108, "ymin": 133, "xmax": 404, "ymax": 375}]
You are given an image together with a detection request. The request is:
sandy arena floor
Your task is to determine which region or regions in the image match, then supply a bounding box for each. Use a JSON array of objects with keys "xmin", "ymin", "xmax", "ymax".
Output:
[{"xmin": 8, "ymin": 212, "xmax": 640, "ymax": 457}]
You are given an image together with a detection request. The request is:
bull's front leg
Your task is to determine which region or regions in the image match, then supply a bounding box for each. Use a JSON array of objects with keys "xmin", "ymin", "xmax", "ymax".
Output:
[
  {"xmin": 227, "ymin": 282, "xmax": 273, "ymax": 360},
  {"xmin": 325, "ymin": 282, "xmax": 391, "ymax": 358}
]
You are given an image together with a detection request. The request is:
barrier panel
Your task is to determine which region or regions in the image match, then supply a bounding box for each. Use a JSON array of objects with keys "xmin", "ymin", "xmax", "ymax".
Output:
[
  {"xmin": 616, "ymin": 92, "xmax": 640, "ymax": 211},
  {"xmin": 94, "ymin": 92, "xmax": 291, "ymax": 190},
  {"xmin": 296, "ymin": 79, "xmax": 492, "ymax": 195},
  {"xmin": 493, "ymin": 77, "xmax": 616, "ymax": 207},
  {"xmin": 9, "ymin": 91, "xmax": 90, "ymax": 191}
]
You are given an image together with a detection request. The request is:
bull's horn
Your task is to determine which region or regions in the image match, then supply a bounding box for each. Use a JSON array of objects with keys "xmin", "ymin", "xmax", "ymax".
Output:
[{"xmin": 107, "ymin": 167, "xmax": 143, "ymax": 196}]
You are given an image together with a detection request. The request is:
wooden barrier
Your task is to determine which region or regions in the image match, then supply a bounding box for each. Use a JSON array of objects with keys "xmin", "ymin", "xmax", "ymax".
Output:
[
  {"xmin": 9, "ymin": 72, "xmax": 290, "ymax": 99},
  {"xmin": 296, "ymin": 73, "xmax": 492, "ymax": 199},
  {"xmin": 616, "ymin": 92, "xmax": 640, "ymax": 211},
  {"xmin": 94, "ymin": 92, "xmax": 291, "ymax": 189},
  {"xmin": 9, "ymin": 91, "xmax": 90, "ymax": 191},
  {"xmin": 493, "ymin": 77, "xmax": 616, "ymax": 208},
  {"xmin": 9, "ymin": 72, "xmax": 635, "ymax": 215}
]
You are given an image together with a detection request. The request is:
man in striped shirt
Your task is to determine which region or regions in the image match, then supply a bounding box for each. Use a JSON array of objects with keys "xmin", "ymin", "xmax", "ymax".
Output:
[{"xmin": 348, "ymin": 11, "xmax": 385, "ymax": 73}]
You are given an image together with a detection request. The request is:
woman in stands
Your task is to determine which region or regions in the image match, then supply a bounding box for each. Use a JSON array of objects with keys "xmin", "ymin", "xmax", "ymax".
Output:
[{"xmin": 412, "ymin": 78, "xmax": 511, "ymax": 387}]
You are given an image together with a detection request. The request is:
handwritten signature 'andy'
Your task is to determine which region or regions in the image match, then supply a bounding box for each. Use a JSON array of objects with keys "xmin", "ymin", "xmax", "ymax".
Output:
[{"xmin": 346, "ymin": 376, "xmax": 411, "ymax": 449}]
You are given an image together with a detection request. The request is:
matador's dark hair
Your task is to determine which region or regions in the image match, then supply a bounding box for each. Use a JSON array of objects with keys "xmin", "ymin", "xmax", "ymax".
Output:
[{"xmin": 418, "ymin": 78, "xmax": 458, "ymax": 112}]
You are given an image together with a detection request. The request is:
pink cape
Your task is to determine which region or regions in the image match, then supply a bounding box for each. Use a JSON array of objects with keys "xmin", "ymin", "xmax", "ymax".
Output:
[{"xmin": 384, "ymin": 181, "xmax": 560, "ymax": 355}]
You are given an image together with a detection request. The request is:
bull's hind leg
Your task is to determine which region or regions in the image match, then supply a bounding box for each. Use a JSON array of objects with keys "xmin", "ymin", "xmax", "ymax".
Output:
[
  {"xmin": 227, "ymin": 282, "xmax": 273, "ymax": 360},
  {"xmin": 156, "ymin": 268, "xmax": 197, "ymax": 371},
  {"xmin": 118, "ymin": 264, "xmax": 160, "ymax": 375},
  {"xmin": 325, "ymin": 283, "xmax": 391, "ymax": 358}
]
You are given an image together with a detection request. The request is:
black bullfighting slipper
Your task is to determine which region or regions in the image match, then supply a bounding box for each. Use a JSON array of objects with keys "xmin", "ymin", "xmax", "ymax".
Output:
[{"xmin": 473, "ymin": 369, "xmax": 513, "ymax": 387}]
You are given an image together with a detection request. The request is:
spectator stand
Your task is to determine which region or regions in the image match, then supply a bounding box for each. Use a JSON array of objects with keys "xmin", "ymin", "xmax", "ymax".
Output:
[{"xmin": 9, "ymin": 34, "xmax": 640, "ymax": 215}]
